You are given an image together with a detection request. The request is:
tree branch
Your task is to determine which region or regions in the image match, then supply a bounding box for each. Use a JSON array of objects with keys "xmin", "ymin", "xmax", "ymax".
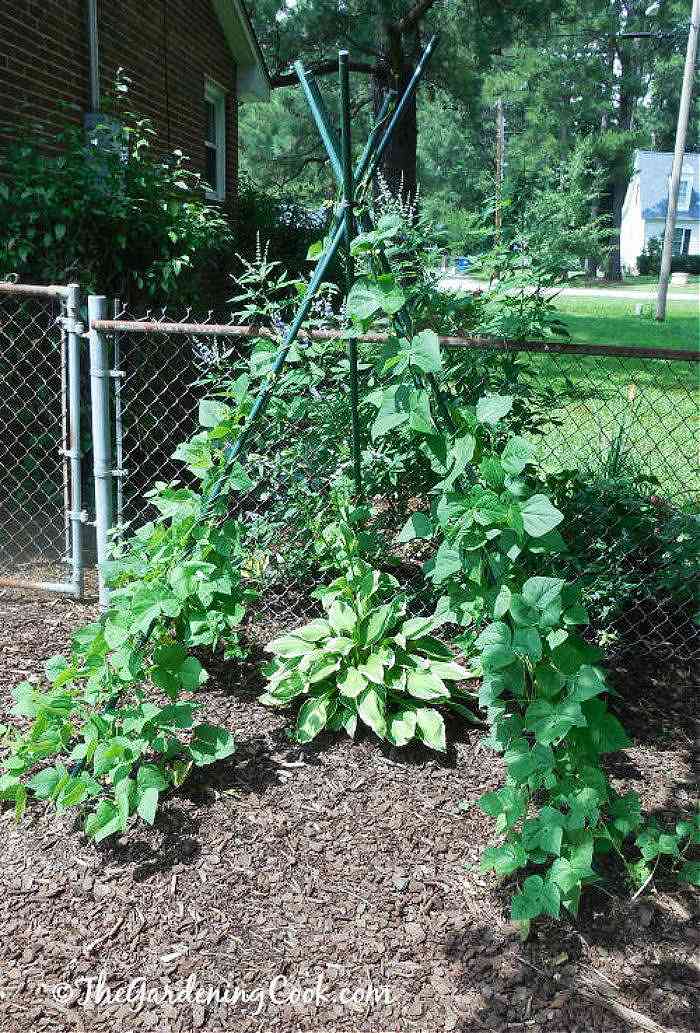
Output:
[
  {"xmin": 395, "ymin": 0, "xmax": 439, "ymax": 35},
  {"xmin": 270, "ymin": 59, "xmax": 378, "ymax": 88}
]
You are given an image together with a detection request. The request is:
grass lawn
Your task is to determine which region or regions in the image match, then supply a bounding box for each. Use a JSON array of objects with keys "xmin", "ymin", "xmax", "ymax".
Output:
[
  {"xmin": 577, "ymin": 274, "xmax": 700, "ymax": 294},
  {"xmin": 529, "ymin": 297, "xmax": 699, "ymax": 500},
  {"xmin": 553, "ymin": 296, "xmax": 699, "ymax": 352}
]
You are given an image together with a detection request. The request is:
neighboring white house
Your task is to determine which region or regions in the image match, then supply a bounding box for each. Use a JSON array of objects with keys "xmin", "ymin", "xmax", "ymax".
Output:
[{"xmin": 620, "ymin": 150, "xmax": 700, "ymax": 273}]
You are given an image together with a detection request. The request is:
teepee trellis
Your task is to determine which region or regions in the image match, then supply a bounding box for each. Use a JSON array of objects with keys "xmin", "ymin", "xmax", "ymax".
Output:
[{"xmin": 199, "ymin": 34, "xmax": 441, "ymax": 516}]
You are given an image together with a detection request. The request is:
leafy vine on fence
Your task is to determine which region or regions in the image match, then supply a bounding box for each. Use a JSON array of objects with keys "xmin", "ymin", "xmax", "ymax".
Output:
[
  {"xmin": 0, "ymin": 389, "xmax": 261, "ymax": 841},
  {"xmin": 337, "ymin": 213, "xmax": 699, "ymax": 921}
]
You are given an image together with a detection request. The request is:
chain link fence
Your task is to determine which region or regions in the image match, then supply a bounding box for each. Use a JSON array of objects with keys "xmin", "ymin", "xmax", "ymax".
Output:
[
  {"xmin": 0, "ymin": 283, "xmax": 84, "ymax": 596},
  {"xmin": 105, "ymin": 306, "xmax": 699, "ymax": 661},
  {"xmin": 1, "ymin": 289, "xmax": 697, "ymax": 661}
]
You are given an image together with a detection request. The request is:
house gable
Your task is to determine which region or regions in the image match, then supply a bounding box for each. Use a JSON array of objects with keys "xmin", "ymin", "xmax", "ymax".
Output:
[{"xmin": 634, "ymin": 150, "xmax": 700, "ymax": 223}]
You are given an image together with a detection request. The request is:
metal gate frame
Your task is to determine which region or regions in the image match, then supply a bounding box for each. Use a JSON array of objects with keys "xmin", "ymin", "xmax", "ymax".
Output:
[{"xmin": 0, "ymin": 281, "xmax": 85, "ymax": 598}]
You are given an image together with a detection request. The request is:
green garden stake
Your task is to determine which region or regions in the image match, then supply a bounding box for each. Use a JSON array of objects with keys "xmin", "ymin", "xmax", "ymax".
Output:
[
  {"xmin": 339, "ymin": 50, "xmax": 363, "ymax": 498},
  {"xmin": 294, "ymin": 38, "xmax": 455, "ymax": 435}
]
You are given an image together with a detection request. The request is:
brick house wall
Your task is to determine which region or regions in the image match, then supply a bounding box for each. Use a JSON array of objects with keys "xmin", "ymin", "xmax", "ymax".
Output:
[{"xmin": 0, "ymin": 0, "xmax": 238, "ymax": 208}]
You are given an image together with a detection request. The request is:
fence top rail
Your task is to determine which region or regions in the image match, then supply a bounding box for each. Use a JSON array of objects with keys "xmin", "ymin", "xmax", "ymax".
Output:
[
  {"xmin": 0, "ymin": 281, "xmax": 73, "ymax": 299},
  {"xmin": 90, "ymin": 317, "xmax": 700, "ymax": 364}
]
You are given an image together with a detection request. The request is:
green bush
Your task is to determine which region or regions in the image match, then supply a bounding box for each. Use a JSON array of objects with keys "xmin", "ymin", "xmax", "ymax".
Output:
[
  {"xmin": 637, "ymin": 237, "xmax": 700, "ymax": 276},
  {"xmin": 234, "ymin": 177, "xmax": 332, "ymax": 283},
  {"xmin": 0, "ymin": 99, "xmax": 233, "ymax": 305}
]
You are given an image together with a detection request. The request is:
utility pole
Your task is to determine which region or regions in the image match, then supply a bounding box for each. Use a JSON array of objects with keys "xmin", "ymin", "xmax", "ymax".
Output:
[
  {"xmin": 655, "ymin": 0, "xmax": 700, "ymax": 321},
  {"xmin": 495, "ymin": 97, "xmax": 505, "ymax": 240}
]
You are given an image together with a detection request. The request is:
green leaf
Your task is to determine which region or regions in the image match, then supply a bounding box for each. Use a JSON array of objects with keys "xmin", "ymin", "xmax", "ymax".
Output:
[
  {"xmin": 357, "ymin": 652, "xmax": 386, "ymax": 684},
  {"xmin": 44, "ymin": 655, "xmax": 69, "ymax": 682},
  {"xmin": 265, "ymin": 634, "xmax": 317, "ymax": 658},
  {"xmin": 481, "ymin": 842, "xmax": 528, "ymax": 875},
  {"xmin": 371, "ymin": 409, "xmax": 409, "ymax": 441},
  {"xmin": 505, "ymin": 740, "xmax": 555, "ymax": 783},
  {"xmin": 430, "ymin": 660, "xmax": 472, "ymax": 681},
  {"xmin": 551, "ymin": 634, "xmax": 599, "ymax": 676},
  {"xmin": 519, "ymin": 495, "xmax": 564, "ymax": 538},
  {"xmin": 152, "ymin": 703, "xmax": 197, "ymax": 729},
  {"xmin": 365, "ymin": 600, "xmax": 403, "ymax": 646},
  {"xmin": 476, "ymin": 622, "xmax": 512, "ymax": 651},
  {"xmin": 522, "ymin": 808, "xmax": 567, "ymax": 856},
  {"xmin": 27, "ymin": 766, "xmax": 63, "ymax": 800},
  {"xmin": 678, "ymin": 861, "xmax": 700, "ymax": 886},
  {"xmin": 387, "ymin": 705, "xmax": 417, "ymax": 747},
  {"xmin": 513, "ymin": 627, "xmax": 542, "ymax": 663},
  {"xmin": 478, "ymin": 786, "xmax": 525, "ymax": 828},
  {"xmin": 137, "ymin": 787, "xmax": 159, "ymax": 825},
  {"xmin": 189, "ymin": 724, "xmax": 236, "ymax": 765},
  {"xmin": 608, "ymin": 791, "xmax": 642, "ymax": 837},
  {"xmin": 357, "ymin": 686, "xmax": 387, "ymax": 739},
  {"xmin": 511, "ymin": 874, "xmax": 561, "ymax": 921},
  {"xmin": 408, "ymin": 330, "xmax": 442, "ymax": 373},
  {"xmin": 398, "ymin": 512, "xmax": 433, "ymax": 543},
  {"xmin": 581, "ymin": 699, "xmax": 631, "ymax": 753},
  {"xmin": 476, "ymin": 394, "xmax": 513, "ymax": 425},
  {"xmin": 525, "ymin": 699, "xmax": 586, "ymax": 745},
  {"xmin": 568, "ymin": 665, "xmax": 607, "ymax": 703},
  {"xmin": 431, "ymin": 543, "xmax": 462, "ymax": 584},
  {"xmin": 295, "ymin": 694, "xmax": 333, "ymax": 744},
  {"xmin": 136, "ymin": 763, "xmax": 169, "ymax": 791},
  {"xmin": 327, "ymin": 600, "xmax": 357, "ymax": 635},
  {"xmin": 198, "ymin": 398, "xmax": 233, "ymax": 428},
  {"xmin": 414, "ymin": 707, "xmax": 446, "ymax": 752},
  {"xmin": 522, "ymin": 577, "xmax": 565, "ymax": 610},
  {"xmin": 500, "ymin": 436, "xmax": 533, "ymax": 476},
  {"xmin": 406, "ymin": 670, "xmax": 448, "ymax": 701},
  {"xmin": 84, "ymin": 800, "xmax": 122, "ymax": 843},
  {"xmin": 347, "ymin": 275, "xmax": 405, "ymax": 321},
  {"xmin": 338, "ymin": 666, "xmax": 367, "ymax": 699}
]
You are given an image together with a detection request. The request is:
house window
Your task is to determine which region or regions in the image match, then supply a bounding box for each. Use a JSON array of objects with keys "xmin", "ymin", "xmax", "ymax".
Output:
[
  {"xmin": 677, "ymin": 176, "xmax": 693, "ymax": 212},
  {"xmin": 204, "ymin": 80, "xmax": 226, "ymax": 201},
  {"xmin": 672, "ymin": 228, "xmax": 691, "ymax": 256}
]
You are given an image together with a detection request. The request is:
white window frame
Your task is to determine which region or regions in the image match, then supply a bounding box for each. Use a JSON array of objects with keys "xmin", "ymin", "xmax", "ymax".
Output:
[
  {"xmin": 204, "ymin": 79, "xmax": 227, "ymax": 202},
  {"xmin": 672, "ymin": 227, "xmax": 691, "ymax": 257},
  {"xmin": 677, "ymin": 175, "xmax": 692, "ymax": 212}
]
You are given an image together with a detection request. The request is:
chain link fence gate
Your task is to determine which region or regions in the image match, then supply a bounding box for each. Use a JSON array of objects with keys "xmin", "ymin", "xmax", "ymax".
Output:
[
  {"xmin": 94, "ymin": 303, "xmax": 699, "ymax": 663},
  {"xmin": 0, "ymin": 283, "xmax": 85, "ymax": 597}
]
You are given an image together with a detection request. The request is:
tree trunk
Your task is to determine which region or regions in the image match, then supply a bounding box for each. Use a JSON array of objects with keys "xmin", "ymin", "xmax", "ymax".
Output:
[
  {"xmin": 605, "ymin": 176, "xmax": 626, "ymax": 282},
  {"xmin": 372, "ymin": 26, "xmax": 419, "ymax": 200}
]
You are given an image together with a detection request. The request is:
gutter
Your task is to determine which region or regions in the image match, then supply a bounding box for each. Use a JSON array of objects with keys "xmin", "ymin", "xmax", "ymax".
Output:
[{"xmin": 87, "ymin": 0, "xmax": 100, "ymax": 111}]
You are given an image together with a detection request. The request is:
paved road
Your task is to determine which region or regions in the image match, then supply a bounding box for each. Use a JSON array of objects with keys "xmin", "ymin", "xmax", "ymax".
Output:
[{"xmin": 440, "ymin": 274, "xmax": 698, "ymax": 304}]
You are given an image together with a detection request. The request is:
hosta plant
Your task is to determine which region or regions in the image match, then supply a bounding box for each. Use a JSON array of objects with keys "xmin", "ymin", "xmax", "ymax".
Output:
[{"xmin": 259, "ymin": 514, "xmax": 477, "ymax": 750}]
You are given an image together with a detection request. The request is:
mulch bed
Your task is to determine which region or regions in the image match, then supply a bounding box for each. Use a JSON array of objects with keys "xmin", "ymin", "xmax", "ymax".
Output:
[{"xmin": 0, "ymin": 589, "xmax": 697, "ymax": 1033}]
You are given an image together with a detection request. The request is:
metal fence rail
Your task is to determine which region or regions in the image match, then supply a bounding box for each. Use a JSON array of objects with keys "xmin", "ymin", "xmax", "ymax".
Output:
[{"xmin": 0, "ymin": 282, "xmax": 84, "ymax": 596}]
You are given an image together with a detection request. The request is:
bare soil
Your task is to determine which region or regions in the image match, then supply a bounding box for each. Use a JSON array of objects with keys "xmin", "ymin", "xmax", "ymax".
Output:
[{"xmin": 0, "ymin": 588, "xmax": 697, "ymax": 1033}]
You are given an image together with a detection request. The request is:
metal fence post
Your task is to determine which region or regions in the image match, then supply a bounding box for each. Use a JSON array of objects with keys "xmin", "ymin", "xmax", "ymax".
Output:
[
  {"xmin": 88, "ymin": 295, "xmax": 113, "ymax": 609},
  {"xmin": 65, "ymin": 284, "xmax": 85, "ymax": 599}
]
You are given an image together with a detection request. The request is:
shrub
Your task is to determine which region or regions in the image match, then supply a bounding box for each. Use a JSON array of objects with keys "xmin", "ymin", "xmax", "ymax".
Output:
[
  {"xmin": 0, "ymin": 94, "xmax": 232, "ymax": 305},
  {"xmin": 637, "ymin": 237, "xmax": 700, "ymax": 276},
  {"xmin": 234, "ymin": 177, "xmax": 333, "ymax": 283}
]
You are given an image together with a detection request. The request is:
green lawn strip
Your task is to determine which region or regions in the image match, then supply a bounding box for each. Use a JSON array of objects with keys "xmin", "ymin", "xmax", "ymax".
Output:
[
  {"xmin": 526, "ymin": 349, "xmax": 699, "ymax": 500},
  {"xmin": 576, "ymin": 275, "xmax": 700, "ymax": 294},
  {"xmin": 553, "ymin": 297, "xmax": 699, "ymax": 352}
]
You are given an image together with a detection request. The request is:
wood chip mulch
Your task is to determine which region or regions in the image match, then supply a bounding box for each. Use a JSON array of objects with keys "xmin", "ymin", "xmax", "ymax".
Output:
[{"xmin": 0, "ymin": 589, "xmax": 697, "ymax": 1033}]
